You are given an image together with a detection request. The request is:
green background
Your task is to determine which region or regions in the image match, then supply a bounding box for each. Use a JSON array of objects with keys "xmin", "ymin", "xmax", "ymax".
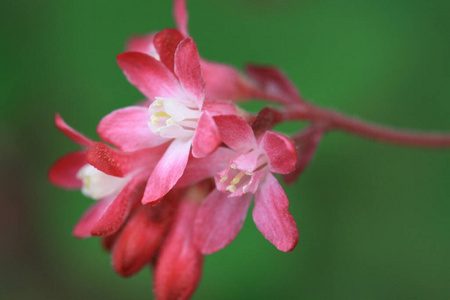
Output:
[{"xmin": 1, "ymin": 0, "xmax": 450, "ymax": 299}]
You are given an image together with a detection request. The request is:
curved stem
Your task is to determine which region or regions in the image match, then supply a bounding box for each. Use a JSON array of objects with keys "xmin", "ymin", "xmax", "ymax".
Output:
[{"xmin": 279, "ymin": 104, "xmax": 450, "ymax": 148}]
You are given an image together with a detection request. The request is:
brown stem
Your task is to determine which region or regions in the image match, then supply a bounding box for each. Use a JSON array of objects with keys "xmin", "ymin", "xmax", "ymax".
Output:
[{"xmin": 279, "ymin": 104, "xmax": 450, "ymax": 148}]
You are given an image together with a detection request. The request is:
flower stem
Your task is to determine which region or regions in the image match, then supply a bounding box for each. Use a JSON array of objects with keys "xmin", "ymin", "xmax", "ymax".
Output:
[{"xmin": 279, "ymin": 104, "xmax": 450, "ymax": 148}]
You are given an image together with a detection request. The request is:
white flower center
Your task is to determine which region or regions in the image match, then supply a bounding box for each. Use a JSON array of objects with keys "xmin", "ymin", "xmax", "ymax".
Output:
[
  {"xmin": 76, "ymin": 165, "xmax": 130, "ymax": 200},
  {"xmin": 148, "ymin": 97, "xmax": 200, "ymax": 139}
]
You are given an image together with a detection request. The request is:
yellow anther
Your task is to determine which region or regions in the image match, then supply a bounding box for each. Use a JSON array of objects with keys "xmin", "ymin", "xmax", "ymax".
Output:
[
  {"xmin": 166, "ymin": 118, "xmax": 175, "ymax": 125},
  {"xmin": 226, "ymin": 185, "xmax": 237, "ymax": 193},
  {"xmin": 83, "ymin": 176, "xmax": 91, "ymax": 190},
  {"xmin": 245, "ymin": 172, "xmax": 254, "ymax": 176},
  {"xmin": 152, "ymin": 100, "xmax": 163, "ymax": 108},
  {"xmin": 230, "ymin": 171, "xmax": 246, "ymax": 185},
  {"xmin": 231, "ymin": 163, "xmax": 237, "ymax": 169},
  {"xmin": 220, "ymin": 175, "xmax": 228, "ymax": 183},
  {"xmin": 151, "ymin": 115, "xmax": 159, "ymax": 125},
  {"xmin": 155, "ymin": 111, "xmax": 171, "ymax": 118}
]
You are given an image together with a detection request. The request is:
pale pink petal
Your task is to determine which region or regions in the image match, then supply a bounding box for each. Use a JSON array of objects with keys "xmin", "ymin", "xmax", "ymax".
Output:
[
  {"xmin": 283, "ymin": 125, "xmax": 324, "ymax": 183},
  {"xmin": 97, "ymin": 106, "xmax": 168, "ymax": 151},
  {"xmin": 112, "ymin": 202, "xmax": 174, "ymax": 277},
  {"xmin": 91, "ymin": 176, "xmax": 146, "ymax": 236},
  {"xmin": 246, "ymin": 65, "xmax": 303, "ymax": 105},
  {"xmin": 194, "ymin": 189, "xmax": 252, "ymax": 254},
  {"xmin": 201, "ymin": 100, "xmax": 238, "ymax": 116},
  {"xmin": 154, "ymin": 199, "xmax": 202, "ymax": 300},
  {"xmin": 142, "ymin": 139, "xmax": 191, "ymax": 204},
  {"xmin": 48, "ymin": 151, "xmax": 86, "ymax": 189},
  {"xmin": 177, "ymin": 147, "xmax": 235, "ymax": 188},
  {"xmin": 260, "ymin": 131, "xmax": 298, "ymax": 174},
  {"xmin": 73, "ymin": 197, "xmax": 112, "ymax": 238},
  {"xmin": 55, "ymin": 114, "xmax": 92, "ymax": 147},
  {"xmin": 253, "ymin": 173, "xmax": 298, "ymax": 252},
  {"xmin": 125, "ymin": 33, "xmax": 158, "ymax": 58},
  {"xmin": 174, "ymin": 38, "xmax": 205, "ymax": 106},
  {"xmin": 153, "ymin": 28, "xmax": 184, "ymax": 74},
  {"xmin": 213, "ymin": 115, "xmax": 256, "ymax": 152},
  {"xmin": 192, "ymin": 112, "xmax": 220, "ymax": 158},
  {"xmin": 201, "ymin": 59, "xmax": 257, "ymax": 101},
  {"xmin": 117, "ymin": 52, "xmax": 184, "ymax": 100},
  {"xmin": 173, "ymin": 0, "xmax": 189, "ymax": 37}
]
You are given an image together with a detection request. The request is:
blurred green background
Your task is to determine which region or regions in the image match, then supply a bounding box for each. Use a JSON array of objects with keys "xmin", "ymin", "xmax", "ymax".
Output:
[{"xmin": 1, "ymin": 0, "xmax": 450, "ymax": 299}]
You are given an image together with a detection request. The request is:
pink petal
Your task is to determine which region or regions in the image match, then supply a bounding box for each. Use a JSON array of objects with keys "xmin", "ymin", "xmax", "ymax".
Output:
[
  {"xmin": 246, "ymin": 65, "xmax": 303, "ymax": 105},
  {"xmin": 194, "ymin": 189, "xmax": 252, "ymax": 254},
  {"xmin": 213, "ymin": 115, "xmax": 256, "ymax": 152},
  {"xmin": 192, "ymin": 112, "xmax": 220, "ymax": 158},
  {"xmin": 125, "ymin": 33, "xmax": 158, "ymax": 57},
  {"xmin": 177, "ymin": 147, "xmax": 235, "ymax": 188},
  {"xmin": 73, "ymin": 197, "xmax": 112, "ymax": 238},
  {"xmin": 54, "ymin": 114, "xmax": 92, "ymax": 147},
  {"xmin": 201, "ymin": 100, "xmax": 238, "ymax": 116},
  {"xmin": 173, "ymin": 0, "xmax": 189, "ymax": 37},
  {"xmin": 97, "ymin": 106, "xmax": 168, "ymax": 151},
  {"xmin": 174, "ymin": 38, "xmax": 205, "ymax": 106},
  {"xmin": 201, "ymin": 59, "xmax": 257, "ymax": 101},
  {"xmin": 142, "ymin": 139, "xmax": 191, "ymax": 204},
  {"xmin": 48, "ymin": 151, "xmax": 86, "ymax": 189},
  {"xmin": 153, "ymin": 28, "xmax": 185, "ymax": 74},
  {"xmin": 283, "ymin": 125, "xmax": 324, "ymax": 183},
  {"xmin": 252, "ymin": 173, "xmax": 298, "ymax": 252},
  {"xmin": 112, "ymin": 202, "xmax": 175, "ymax": 277},
  {"xmin": 86, "ymin": 142, "xmax": 168, "ymax": 178},
  {"xmin": 154, "ymin": 198, "xmax": 202, "ymax": 300},
  {"xmin": 117, "ymin": 51, "xmax": 184, "ymax": 100},
  {"xmin": 260, "ymin": 131, "xmax": 298, "ymax": 174},
  {"xmin": 91, "ymin": 175, "xmax": 146, "ymax": 236}
]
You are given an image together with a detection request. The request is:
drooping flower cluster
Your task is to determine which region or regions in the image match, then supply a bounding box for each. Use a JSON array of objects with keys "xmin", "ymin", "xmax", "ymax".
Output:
[{"xmin": 49, "ymin": 1, "xmax": 450, "ymax": 299}]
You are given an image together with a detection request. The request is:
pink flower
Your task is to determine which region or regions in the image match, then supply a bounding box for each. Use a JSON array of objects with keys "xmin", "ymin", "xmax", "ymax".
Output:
[
  {"xmin": 194, "ymin": 114, "xmax": 300, "ymax": 254},
  {"xmin": 100, "ymin": 33, "xmax": 241, "ymax": 205}
]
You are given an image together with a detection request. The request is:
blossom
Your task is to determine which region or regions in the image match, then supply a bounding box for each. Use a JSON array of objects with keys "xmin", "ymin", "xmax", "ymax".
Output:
[{"xmin": 194, "ymin": 114, "xmax": 299, "ymax": 254}]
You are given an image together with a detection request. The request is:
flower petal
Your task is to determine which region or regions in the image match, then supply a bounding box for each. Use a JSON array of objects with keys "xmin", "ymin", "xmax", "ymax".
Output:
[
  {"xmin": 154, "ymin": 198, "xmax": 202, "ymax": 300},
  {"xmin": 125, "ymin": 33, "xmax": 159, "ymax": 59},
  {"xmin": 174, "ymin": 38, "xmax": 205, "ymax": 106},
  {"xmin": 260, "ymin": 131, "xmax": 298, "ymax": 174},
  {"xmin": 48, "ymin": 151, "xmax": 86, "ymax": 189},
  {"xmin": 201, "ymin": 59, "xmax": 257, "ymax": 101},
  {"xmin": 177, "ymin": 147, "xmax": 235, "ymax": 188},
  {"xmin": 283, "ymin": 125, "xmax": 324, "ymax": 183},
  {"xmin": 201, "ymin": 100, "xmax": 238, "ymax": 116},
  {"xmin": 153, "ymin": 28, "xmax": 185, "ymax": 74},
  {"xmin": 192, "ymin": 112, "xmax": 220, "ymax": 158},
  {"xmin": 117, "ymin": 51, "xmax": 184, "ymax": 100},
  {"xmin": 55, "ymin": 114, "xmax": 92, "ymax": 147},
  {"xmin": 194, "ymin": 189, "xmax": 252, "ymax": 254},
  {"xmin": 86, "ymin": 142, "xmax": 167, "ymax": 178},
  {"xmin": 213, "ymin": 114, "xmax": 256, "ymax": 152},
  {"xmin": 246, "ymin": 65, "xmax": 303, "ymax": 105},
  {"xmin": 73, "ymin": 197, "xmax": 112, "ymax": 238},
  {"xmin": 97, "ymin": 106, "xmax": 168, "ymax": 151},
  {"xmin": 173, "ymin": 0, "xmax": 189, "ymax": 37},
  {"xmin": 91, "ymin": 175, "xmax": 146, "ymax": 236},
  {"xmin": 142, "ymin": 138, "xmax": 191, "ymax": 204},
  {"xmin": 112, "ymin": 201, "xmax": 175, "ymax": 277},
  {"xmin": 253, "ymin": 173, "xmax": 298, "ymax": 252}
]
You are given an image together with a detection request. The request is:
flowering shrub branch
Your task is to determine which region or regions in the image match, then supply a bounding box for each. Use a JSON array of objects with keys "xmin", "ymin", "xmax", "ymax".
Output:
[{"xmin": 48, "ymin": 1, "xmax": 450, "ymax": 299}]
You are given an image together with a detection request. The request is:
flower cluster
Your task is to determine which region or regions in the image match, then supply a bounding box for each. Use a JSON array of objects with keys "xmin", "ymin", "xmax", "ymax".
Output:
[{"xmin": 49, "ymin": 1, "xmax": 450, "ymax": 299}]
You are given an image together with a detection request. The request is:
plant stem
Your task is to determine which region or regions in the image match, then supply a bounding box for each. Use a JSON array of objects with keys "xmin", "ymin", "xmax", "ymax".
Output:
[{"xmin": 279, "ymin": 104, "xmax": 450, "ymax": 148}]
